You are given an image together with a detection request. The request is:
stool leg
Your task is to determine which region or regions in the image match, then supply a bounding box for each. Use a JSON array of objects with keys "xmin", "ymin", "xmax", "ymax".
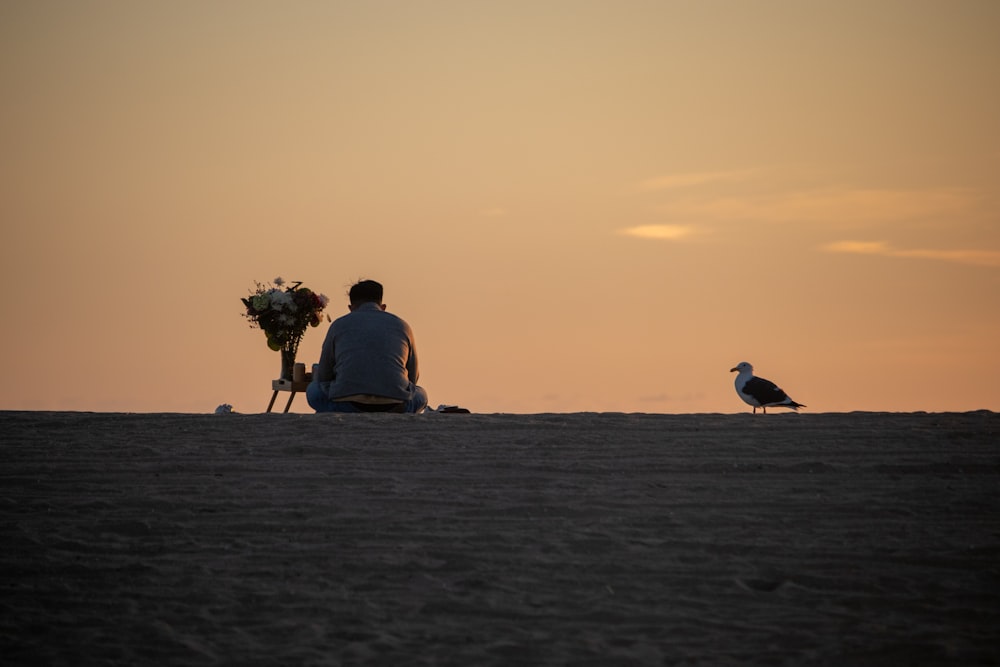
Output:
[
  {"xmin": 266, "ymin": 391, "xmax": 279, "ymax": 413},
  {"xmin": 283, "ymin": 392, "xmax": 296, "ymax": 413}
]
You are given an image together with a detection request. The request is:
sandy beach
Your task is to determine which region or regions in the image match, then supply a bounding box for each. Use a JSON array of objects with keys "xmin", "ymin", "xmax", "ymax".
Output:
[{"xmin": 1, "ymin": 410, "xmax": 997, "ymax": 666}]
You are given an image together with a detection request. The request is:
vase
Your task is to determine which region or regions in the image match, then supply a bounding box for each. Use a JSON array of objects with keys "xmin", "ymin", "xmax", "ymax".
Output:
[{"xmin": 280, "ymin": 347, "xmax": 296, "ymax": 381}]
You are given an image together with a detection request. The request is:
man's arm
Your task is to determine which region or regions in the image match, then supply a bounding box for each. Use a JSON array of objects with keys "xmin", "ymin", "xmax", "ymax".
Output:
[
  {"xmin": 407, "ymin": 347, "xmax": 419, "ymax": 384},
  {"xmin": 313, "ymin": 327, "xmax": 336, "ymax": 383},
  {"xmin": 405, "ymin": 329, "xmax": 419, "ymax": 384}
]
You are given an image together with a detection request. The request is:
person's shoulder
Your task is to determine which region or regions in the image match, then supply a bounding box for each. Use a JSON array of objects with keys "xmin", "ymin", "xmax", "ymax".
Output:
[
  {"xmin": 383, "ymin": 310, "xmax": 410, "ymax": 323},
  {"xmin": 382, "ymin": 310, "xmax": 414, "ymax": 330},
  {"xmin": 330, "ymin": 310, "xmax": 359, "ymax": 328}
]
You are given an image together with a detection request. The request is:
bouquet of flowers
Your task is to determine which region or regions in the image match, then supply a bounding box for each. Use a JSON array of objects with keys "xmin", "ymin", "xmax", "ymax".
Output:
[{"xmin": 242, "ymin": 277, "xmax": 329, "ymax": 379}]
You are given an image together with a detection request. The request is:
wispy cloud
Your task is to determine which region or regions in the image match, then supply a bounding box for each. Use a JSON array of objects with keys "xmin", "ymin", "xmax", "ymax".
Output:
[
  {"xmin": 619, "ymin": 224, "xmax": 699, "ymax": 241},
  {"xmin": 824, "ymin": 240, "xmax": 1000, "ymax": 267},
  {"xmin": 824, "ymin": 241, "xmax": 889, "ymax": 255},
  {"xmin": 632, "ymin": 169, "xmax": 757, "ymax": 193},
  {"xmin": 659, "ymin": 187, "xmax": 977, "ymax": 227}
]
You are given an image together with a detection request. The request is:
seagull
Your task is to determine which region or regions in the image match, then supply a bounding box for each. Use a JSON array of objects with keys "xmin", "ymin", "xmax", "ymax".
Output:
[{"xmin": 730, "ymin": 362, "xmax": 805, "ymax": 414}]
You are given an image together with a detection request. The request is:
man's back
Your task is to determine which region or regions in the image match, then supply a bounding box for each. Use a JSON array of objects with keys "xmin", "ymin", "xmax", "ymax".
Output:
[{"xmin": 317, "ymin": 302, "xmax": 418, "ymax": 401}]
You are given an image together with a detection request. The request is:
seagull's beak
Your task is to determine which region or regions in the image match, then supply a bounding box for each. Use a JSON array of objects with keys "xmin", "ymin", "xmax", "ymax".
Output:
[{"xmin": 730, "ymin": 367, "xmax": 739, "ymax": 372}]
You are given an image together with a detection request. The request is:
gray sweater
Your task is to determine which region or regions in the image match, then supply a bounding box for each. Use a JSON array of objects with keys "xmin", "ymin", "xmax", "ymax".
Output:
[{"xmin": 312, "ymin": 302, "xmax": 419, "ymax": 401}]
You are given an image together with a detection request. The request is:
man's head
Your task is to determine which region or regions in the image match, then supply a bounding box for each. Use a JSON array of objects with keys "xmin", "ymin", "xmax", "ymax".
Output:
[{"xmin": 348, "ymin": 279, "xmax": 386, "ymax": 311}]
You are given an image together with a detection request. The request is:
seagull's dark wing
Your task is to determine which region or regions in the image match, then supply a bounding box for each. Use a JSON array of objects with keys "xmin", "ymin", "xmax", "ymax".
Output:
[{"xmin": 743, "ymin": 376, "xmax": 788, "ymax": 404}]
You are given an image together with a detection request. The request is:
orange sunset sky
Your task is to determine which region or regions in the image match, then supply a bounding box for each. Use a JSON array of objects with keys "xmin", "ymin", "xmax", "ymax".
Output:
[{"xmin": 3, "ymin": 0, "xmax": 998, "ymax": 414}]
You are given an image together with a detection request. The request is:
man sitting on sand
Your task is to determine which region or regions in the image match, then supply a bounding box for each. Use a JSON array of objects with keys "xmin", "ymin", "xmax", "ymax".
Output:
[{"xmin": 306, "ymin": 279, "xmax": 428, "ymax": 414}]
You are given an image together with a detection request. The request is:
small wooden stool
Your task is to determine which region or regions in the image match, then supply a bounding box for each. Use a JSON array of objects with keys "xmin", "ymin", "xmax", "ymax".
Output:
[{"xmin": 266, "ymin": 378, "xmax": 310, "ymax": 413}]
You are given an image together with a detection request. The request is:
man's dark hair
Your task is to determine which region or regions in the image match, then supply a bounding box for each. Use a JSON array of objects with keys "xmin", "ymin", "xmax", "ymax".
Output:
[{"xmin": 349, "ymin": 279, "xmax": 383, "ymax": 305}]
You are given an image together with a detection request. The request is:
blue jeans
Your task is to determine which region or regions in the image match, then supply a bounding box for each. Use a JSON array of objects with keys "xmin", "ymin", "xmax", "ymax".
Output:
[{"xmin": 306, "ymin": 382, "xmax": 428, "ymax": 414}]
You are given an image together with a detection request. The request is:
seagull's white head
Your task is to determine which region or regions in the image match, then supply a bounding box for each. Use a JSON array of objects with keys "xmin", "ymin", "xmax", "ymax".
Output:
[{"xmin": 730, "ymin": 361, "xmax": 753, "ymax": 374}]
